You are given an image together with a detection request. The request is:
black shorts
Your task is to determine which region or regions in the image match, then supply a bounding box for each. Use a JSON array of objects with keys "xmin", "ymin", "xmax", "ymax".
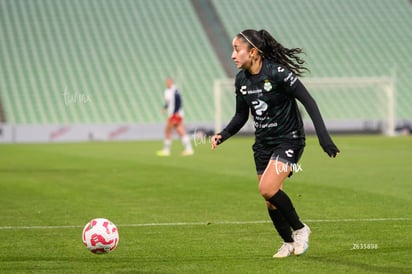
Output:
[{"xmin": 253, "ymin": 142, "xmax": 305, "ymax": 175}]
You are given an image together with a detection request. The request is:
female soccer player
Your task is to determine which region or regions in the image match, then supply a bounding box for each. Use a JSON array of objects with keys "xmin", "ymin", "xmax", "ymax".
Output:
[
  {"xmin": 211, "ymin": 29, "xmax": 339, "ymax": 258},
  {"xmin": 157, "ymin": 77, "xmax": 194, "ymax": 156}
]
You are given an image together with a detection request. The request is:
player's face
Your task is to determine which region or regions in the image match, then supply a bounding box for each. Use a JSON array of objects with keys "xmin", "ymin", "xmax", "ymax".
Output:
[
  {"xmin": 165, "ymin": 78, "xmax": 173, "ymax": 88},
  {"xmin": 231, "ymin": 37, "xmax": 253, "ymax": 70}
]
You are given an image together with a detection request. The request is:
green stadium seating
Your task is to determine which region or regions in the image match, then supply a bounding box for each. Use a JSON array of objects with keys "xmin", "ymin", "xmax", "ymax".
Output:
[
  {"xmin": 212, "ymin": 0, "xmax": 412, "ymax": 120},
  {"xmin": 0, "ymin": 0, "xmax": 410, "ymax": 124},
  {"xmin": 0, "ymin": 0, "xmax": 226, "ymax": 124}
]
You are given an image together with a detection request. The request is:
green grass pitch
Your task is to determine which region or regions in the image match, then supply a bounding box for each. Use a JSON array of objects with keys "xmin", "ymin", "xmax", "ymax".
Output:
[{"xmin": 0, "ymin": 135, "xmax": 411, "ymax": 273}]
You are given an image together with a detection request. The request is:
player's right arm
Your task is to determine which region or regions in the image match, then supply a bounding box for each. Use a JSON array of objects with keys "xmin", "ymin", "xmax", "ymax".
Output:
[
  {"xmin": 162, "ymin": 89, "xmax": 170, "ymax": 114},
  {"xmin": 211, "ymin": 93, "xmax": 249, "ymax": 150}
]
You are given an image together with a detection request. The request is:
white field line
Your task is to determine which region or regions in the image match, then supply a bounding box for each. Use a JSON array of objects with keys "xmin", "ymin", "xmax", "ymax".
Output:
[{"xmin": 0, "ymin": 217, "xmax": 411, "ymax": 230}]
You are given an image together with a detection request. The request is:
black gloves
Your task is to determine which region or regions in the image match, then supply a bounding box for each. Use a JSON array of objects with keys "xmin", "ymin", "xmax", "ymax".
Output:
[{"xmin": 318, "ymin": 132, "xmax": 340, "ymax": 158}]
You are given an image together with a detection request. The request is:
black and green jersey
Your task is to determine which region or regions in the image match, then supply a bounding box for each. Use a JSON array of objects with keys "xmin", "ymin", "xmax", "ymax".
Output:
[
  {"xmin": 219, "ymin": 59, "xmax": 339, "ymax": 157},
  {"xmin": 233, "ymin": 59, "xmax": 305, "ymax": 146}
]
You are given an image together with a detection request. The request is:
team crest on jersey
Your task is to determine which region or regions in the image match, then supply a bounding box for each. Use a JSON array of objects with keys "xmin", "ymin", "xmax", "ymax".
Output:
[{"xmin": 263, "ymin": 80, "xmax": 272, "ymax": 92}]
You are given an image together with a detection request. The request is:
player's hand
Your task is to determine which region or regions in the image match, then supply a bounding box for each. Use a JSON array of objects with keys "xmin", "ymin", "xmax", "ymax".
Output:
[
  {"xmin": 320, "ymin": 138, "xmax": 340, "ymax": 158},
  {"xmin": 211, "ymin": 134, "xmax": 222, "ymax": 150},
  {"xmin": 319, "ymin": 134, "xmax": 340, "ymax": 158},
  {"xmin": 320, "ymin": 142, "xmax": 340, "ymax": 158}
]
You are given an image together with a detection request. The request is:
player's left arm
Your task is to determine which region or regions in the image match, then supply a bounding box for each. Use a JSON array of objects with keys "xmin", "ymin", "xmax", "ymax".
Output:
[
  {"xmin": 173, "ymin": 91, "xmax": 182, "ymax": 115},
  {"xmin": 292, "ymin": 80, "xmax": 340, "ymax": 157}
]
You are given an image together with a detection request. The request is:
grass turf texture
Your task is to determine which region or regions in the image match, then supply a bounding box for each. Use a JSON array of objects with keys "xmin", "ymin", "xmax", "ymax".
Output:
[{"xmin": 0, "ymin": 135, "xmax": 411, "ymax": 273}]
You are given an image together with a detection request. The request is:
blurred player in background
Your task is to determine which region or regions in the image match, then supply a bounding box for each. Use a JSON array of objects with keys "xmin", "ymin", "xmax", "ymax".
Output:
[
  {"xmin": 157, "ymin": 77, "xmax": 194, "ymax": 156},
  {"xmin": 211, "ymin": 29, "xmax": 339, "ymax": 258}
]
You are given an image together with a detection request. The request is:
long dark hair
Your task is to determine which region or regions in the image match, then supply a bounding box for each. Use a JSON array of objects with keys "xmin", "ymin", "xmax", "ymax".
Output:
[{"xmin": 237, "ymin": 29, "xmax": 309, "ymax": 76}]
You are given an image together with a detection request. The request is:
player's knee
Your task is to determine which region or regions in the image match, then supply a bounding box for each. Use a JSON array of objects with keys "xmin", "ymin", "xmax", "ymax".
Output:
[{"xmin": 258, "ymin": 183, "xmax": 275, "ymax": 200}]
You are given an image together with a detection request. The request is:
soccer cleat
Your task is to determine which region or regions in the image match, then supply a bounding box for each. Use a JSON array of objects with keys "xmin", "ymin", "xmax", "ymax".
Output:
[
  {"xmin": 181, "ymin": 149, "xmax": 194, "ymax": 156},
  {"xmin": 292, "ymin": 223, "xmax": 311, "ymax": 255},
  {"xmin": 156, "ymin": 150, "xmax": 170, "ymax": 157},
  {"xmin": 273, "ymin": 242, "xmax": 294, "ymax": 258}
]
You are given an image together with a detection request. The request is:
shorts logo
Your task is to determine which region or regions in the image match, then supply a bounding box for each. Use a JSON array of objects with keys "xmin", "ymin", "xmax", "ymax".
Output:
[{"xmin": 285, "ymin": 149, "xmax": 294, "ymax": 158}]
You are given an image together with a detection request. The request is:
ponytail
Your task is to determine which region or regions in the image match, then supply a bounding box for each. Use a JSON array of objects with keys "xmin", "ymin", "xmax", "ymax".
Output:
[{"xmin": 237, "ymin": 29, "xmax": 309, "ymax": 76}]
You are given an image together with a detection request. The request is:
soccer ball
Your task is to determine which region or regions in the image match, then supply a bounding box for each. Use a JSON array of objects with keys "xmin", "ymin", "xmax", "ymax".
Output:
[{"xmin": 82, "ymin": 218, "xmax": 119, "ymax": 254}]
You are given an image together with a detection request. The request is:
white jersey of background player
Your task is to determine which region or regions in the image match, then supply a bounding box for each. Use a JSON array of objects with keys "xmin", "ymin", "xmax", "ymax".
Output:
[
  {"xmin": 164, "ymin": 82, "xmax": 184, "ymax": 117},
  {"xmin": 157, "ymin": 78, "xmax": 193, "ymax": 156}
]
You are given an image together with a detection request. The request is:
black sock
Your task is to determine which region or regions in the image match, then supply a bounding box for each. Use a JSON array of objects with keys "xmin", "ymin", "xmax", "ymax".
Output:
[
  {"xmin": 267, "ymin": 190, "xmax": 304, "ymax": 231},
  {"xmin": 268, "ymin": 209, "xmax": 293, "ymax": 242}
]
